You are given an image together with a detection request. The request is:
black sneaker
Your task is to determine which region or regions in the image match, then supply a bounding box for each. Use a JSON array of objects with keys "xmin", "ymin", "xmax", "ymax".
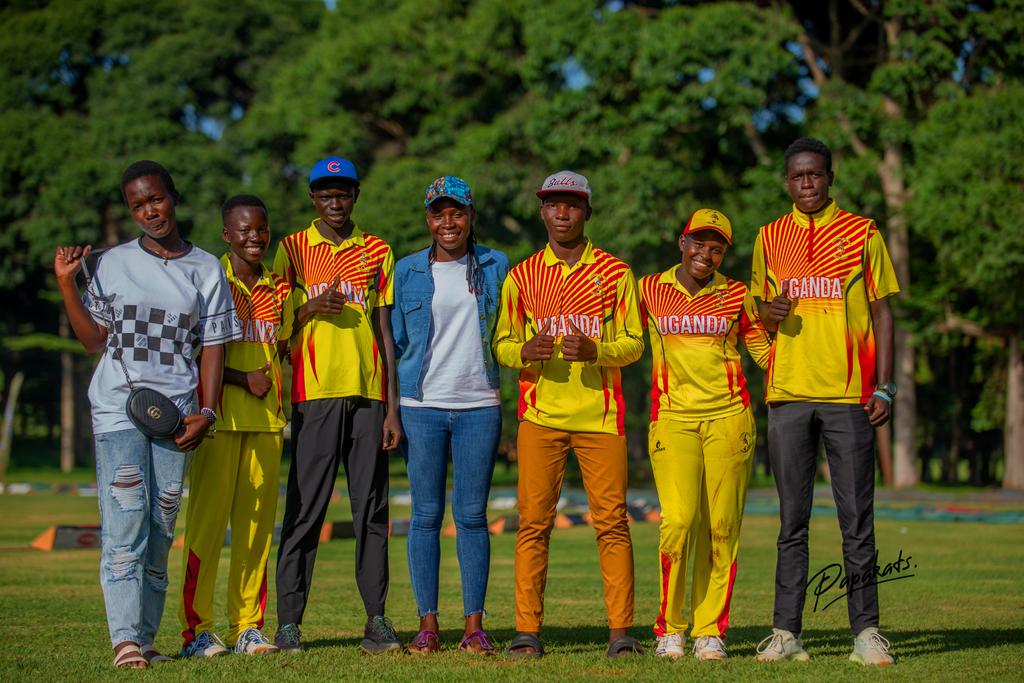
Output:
[
  {"xmin": 361, "ymin": 615, "xmax": 401, "ymax": 653},
  {"xmin": 274, "ymin": 623, "xmax": 304, "ymax": 653}
]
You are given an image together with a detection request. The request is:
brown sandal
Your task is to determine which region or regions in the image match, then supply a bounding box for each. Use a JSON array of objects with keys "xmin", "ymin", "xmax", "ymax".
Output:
[
  {"xmin": 141, "ymin": 644, "xmax": 174, "ymax": 664},
  {"xmin": 113, "ymin": 644, "xmax": 148, "ymax": 669}
]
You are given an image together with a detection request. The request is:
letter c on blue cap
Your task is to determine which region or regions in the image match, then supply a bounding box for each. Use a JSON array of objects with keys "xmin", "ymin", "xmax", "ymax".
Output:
[{"xmin": 327, "ymin": 160, "xmax": 341, "ymax": 173}]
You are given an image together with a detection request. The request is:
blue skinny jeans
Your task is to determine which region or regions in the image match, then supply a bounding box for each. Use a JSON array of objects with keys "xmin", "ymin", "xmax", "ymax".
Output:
[{"xmin": 401, "ymin": 405, "xmax": 500, "ymax": 617}]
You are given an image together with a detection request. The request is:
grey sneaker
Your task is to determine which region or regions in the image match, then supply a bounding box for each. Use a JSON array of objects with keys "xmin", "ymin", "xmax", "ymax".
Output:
[
  {"xmin": 754, "ymin": 628, "xmax": 810, "ymax": 662},
  {"xmin": 693, "ymin": 635, "xmax": 728, "ymax": 660},
  {"xmin": 235, "ymin": 627, "xmax": 279, "ymax": 655},
  {"xmin": 181, "ymin": 630, "xmax": 229, "ymax": 658},
  {"xmin": 655, "ymin": 632, "xmax": 686, "ymax": 659},
  {"xmin": 361, "ymin": 615, "xmax": 401, "ymax": 654},
  {"xmin": 850, "ymin": 627, "xmax": 894, "ymax": 666},
  {"xmin": 274, "ymin": 623, "xmax": 304, "ymax": 653}
]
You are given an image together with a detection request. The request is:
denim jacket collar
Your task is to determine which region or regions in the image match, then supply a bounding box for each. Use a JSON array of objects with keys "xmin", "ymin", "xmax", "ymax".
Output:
[{"xmin": 407, "ymin": 245, "xmax": 497, "ymax": 273}]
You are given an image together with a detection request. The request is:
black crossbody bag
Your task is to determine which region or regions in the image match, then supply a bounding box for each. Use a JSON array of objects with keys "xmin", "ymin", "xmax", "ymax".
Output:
[{"xmin": 80, "ymin": 253, "xmax": 184, "ymax": 438}]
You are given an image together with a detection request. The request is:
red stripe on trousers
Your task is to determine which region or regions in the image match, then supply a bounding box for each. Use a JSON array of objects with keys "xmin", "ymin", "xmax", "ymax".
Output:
[
  {"xmin": 716, "ymin": 559, "xmax": 739, "ymax": 637},
  {"xmin": 654, "ymin": 551, "xmax": 672, "ymax": 637},
  {"xmin": 257, "ymin": 560, "xmax": 268, "ymax": 630},
  {"xmin": 181, "ymin": 549, "xmax": 202, "ymax": 645}
]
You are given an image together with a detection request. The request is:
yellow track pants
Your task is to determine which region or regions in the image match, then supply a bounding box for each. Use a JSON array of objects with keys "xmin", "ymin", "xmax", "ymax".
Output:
[
  {"xmin": 178, "ymin": 430, "xmax": 282, "ymax": 647},
  {"xmin": 650, "ymin": 408, "xmax": 754, "ymax": 638}
]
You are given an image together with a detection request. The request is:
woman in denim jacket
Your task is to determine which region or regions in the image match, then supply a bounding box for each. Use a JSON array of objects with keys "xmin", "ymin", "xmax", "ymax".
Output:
[{"xmin": 391, "ymin": 176, "xmax": 509, "ymax": 655}]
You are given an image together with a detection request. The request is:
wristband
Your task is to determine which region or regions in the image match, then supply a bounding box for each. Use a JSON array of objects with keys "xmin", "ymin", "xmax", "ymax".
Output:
[
  {"xmin": 871, "ymin": 390, "xmax": 892, "ymax": 404},
  {"xmin": 200, "ymin": 407, "xmax": 218, "ymax": 424}
]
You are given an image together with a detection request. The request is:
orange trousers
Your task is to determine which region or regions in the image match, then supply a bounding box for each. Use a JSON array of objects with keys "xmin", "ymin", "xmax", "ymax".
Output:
[{"xmin": 514, "ymin": 421, "xmax": 635, "ymax": 632}]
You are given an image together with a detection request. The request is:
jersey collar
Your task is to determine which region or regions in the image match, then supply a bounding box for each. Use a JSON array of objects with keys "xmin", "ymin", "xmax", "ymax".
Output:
[
  {"xmin": 659, "ymin": 264, "xmax": 729, "ymax": 298},
  {"xmin": 542, "ymin": 238, "xmax": 596, "ymax": 269},
  {"xmin": 220, "ymin": 253, "xmax": 273, "ymax": 294},
  {"xmin": 306, "ymin": 219, "xmax": 366, "ymax": 249},
  {"xmin": 791, "ymin": 198, "xmax": 839, "ymax": 228}
]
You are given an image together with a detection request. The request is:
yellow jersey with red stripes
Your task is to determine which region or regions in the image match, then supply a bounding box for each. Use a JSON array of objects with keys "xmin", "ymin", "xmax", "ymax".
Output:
[
  {"xmin": 217, "ymin": 254, "xmax": 292, "ymax": 432},
  {"xmin": 273, "ymin": 220, "xmax": 395, "ymax": 403},
  {"xmin": 640, "ymin": 267, "xmax": 772, "ymax": 422},
  {"xmin": 493, "ymin": 240, "xmax": 643, "ymax": 436},
  {"xmin": 750, "ymin": 201, "xmax": 900, "ymax": 404}
]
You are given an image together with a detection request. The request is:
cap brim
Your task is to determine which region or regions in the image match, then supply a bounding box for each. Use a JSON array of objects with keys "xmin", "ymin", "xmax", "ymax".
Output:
[
  {"xmin": 685, "ymin": 225, "xmax": 732, "ymax": 245},
  {"xmin": 309, "ymin": 175, "xmax": 359, "ymax": 188},
  {"xmin": 536, "ymin": 189, "xmax": 591, "ymax": 200},
  {"xmin": 426, "ymin": 194, "xmax": 472, "ymax": 207}
]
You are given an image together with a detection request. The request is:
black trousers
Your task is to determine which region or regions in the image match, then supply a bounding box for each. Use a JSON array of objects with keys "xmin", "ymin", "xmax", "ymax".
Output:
[
  {"xmin": 276, "ymin": 397, "xmax": 389, "ymax": 625},
  {"xmin": 767, "ymin": 402, "xmax": 879, "ymax": 635}
]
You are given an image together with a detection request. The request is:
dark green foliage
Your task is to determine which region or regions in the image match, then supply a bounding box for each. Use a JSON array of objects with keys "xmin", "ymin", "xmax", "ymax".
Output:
[{"xmin": 2, "ymin": 0, "xmax": 1023, "ymax": 479}]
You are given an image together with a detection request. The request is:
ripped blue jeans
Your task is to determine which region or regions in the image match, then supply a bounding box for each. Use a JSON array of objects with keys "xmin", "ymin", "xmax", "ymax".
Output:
[{"xmin": 94, "ymin": 428, "xmax": 191, "ymax": 648}]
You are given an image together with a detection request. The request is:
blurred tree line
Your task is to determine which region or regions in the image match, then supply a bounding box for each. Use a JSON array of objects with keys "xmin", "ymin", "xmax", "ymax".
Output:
[{"xmin": 1, "ymin": 0, "xmax": 1022, "ymax": 488}]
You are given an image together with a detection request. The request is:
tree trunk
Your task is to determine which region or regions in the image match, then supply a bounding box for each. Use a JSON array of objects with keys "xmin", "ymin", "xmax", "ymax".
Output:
[
  {"xmin": 0, "ymin": 372, "xmax": 26, "ymax": 487},
  {"xmin": 60, "ymin": 309, "xmax": 75, "ymax": 472},
  {"xmin": 875, "ymin": 422, "xmax": 894, "ymax": 485},
  {"xmin": 76, "ymin": 361, "xmax": 93, "ymax": 468},
  {"xmin": 944, "ymin": 349, "xmax": 961, "ymax": 483},
  {"xmin": 1004, "ymin": 334, "xmax": 1024, "ymax": 489},
  {"xmin": 878, "ymin": 86, "xmax": 919, "ymax": 488},
  {"xmin": 103, "ymin": 203, "xmax": 122, "ymax": 246}
]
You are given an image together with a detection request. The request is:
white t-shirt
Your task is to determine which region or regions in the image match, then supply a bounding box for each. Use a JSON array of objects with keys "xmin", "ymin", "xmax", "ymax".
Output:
[
  {"xmin": 83, "ymin": 239, "xmax": 242, "ymax": 434},
  {"xmin": 400, "ymin": 256, "xmax": 500, "ymax": 409}
]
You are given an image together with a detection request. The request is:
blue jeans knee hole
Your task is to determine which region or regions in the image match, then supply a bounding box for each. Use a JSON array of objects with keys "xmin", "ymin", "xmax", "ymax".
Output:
[{"xmin": 110, "ymin": 464, "xmax": 145, "ymax": 512}]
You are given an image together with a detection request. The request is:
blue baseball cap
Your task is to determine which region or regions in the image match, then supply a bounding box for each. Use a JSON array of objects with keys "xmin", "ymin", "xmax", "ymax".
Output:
[
  {"xmin": 309, "ymin": 156, "xmax": 359, "ymax": 187},
  {"xmin": 424, "ymin": 175, "xmax": 473, "ymax": 208}
]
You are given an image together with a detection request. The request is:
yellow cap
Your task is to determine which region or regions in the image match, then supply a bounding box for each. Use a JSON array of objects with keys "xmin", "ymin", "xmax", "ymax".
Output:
[{"xmin": 683, "ymin": 208, "xmax": 733, "ymax": 245}]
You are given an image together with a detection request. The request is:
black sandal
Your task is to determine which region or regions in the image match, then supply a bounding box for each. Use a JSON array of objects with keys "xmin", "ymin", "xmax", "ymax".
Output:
[
  {"xmin": 506, "ymin": 632, "xmax": 544, "ymax": 659},
  {"xmin": 607, "ymin": 635, "xmax": 645, "ymax": 658}
]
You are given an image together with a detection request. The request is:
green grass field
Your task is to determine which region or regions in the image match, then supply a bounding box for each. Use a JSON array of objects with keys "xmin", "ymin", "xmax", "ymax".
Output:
[{"xmin": 1, "ymin": 488, "xmax": 1022, "ymax": 681}]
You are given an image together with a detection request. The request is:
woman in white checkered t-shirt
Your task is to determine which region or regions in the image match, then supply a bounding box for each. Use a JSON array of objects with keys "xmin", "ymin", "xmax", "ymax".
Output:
[{"xmin": 53, "ymin": 161, "xmax": 241, "ymax": 669}]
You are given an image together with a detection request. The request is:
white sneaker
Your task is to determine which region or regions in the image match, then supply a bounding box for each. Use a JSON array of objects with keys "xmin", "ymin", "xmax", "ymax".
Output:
[
  {"xmin": 850, "ymin": 627, "xmax": 894, "ymax": 666},
  {"xmin": 655, "ymin": 632, "xmax": 686, "ymax": 659},
  {"xmin": 181, "ymin": 630, "xmax": 229, "ymax": 658},
  {"xmin": 693, "ymin": 635, "xmax": 728, "ymax": 660},
  {"xmin": 754, "ymin": 628, "xmax": 810, "ymax": 662},
  {"xmin": 234, "ymin": 627, "xmax": 279, "ymax": 655}
]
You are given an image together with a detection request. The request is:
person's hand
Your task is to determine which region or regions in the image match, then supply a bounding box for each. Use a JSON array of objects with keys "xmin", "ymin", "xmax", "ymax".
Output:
[
  {"xmin": 174, "ymin": 414, "xmax": 211, "ymax": 452},
  {"xmin": 245, "ymin": 361, "xmax": 273, "ymax": 398},
  {"xmin": 766, "ymin": 280, "xmax": 794, "ymax": 324},
  {"xmin": 562, "ymin": 318, "xmax": 597, "ymax": 362},
  {"xmin": 381, "ymin": 411, "xmax": 402, "ymax": 450},
  {"xmin": 865, "ymin": 394, "xmax": 891, "ymax": 427},
  {"xmin": 521, "ymin": 331, "xmax": 555, "ymax": 363},
  {"xmin": 54, "ymin": 245, "xmax": 91, "ymax": 286},
  {"xmin": 305, "ymin": 275, "xmax": 345, "ymax": 315}
]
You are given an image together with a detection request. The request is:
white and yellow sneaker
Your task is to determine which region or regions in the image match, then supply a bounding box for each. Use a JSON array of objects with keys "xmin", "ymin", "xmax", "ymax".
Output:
[
  {"xmin": 850, "ymin": 627, "xmax": 894, "ymax": 666},
  {"xmin": 754, "ymin": 628, "xmax": 810, "ymax": 662},
  {"xmin": 693, "ymin": 635, "xmax": 728, "ymax": 660},
  {"xmin": 655, "ymin": 632, "xmax": 686, "ymax": 659}
]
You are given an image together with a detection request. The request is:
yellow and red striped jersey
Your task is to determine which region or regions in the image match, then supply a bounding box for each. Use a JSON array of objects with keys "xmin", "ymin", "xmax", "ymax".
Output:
[
  {"xmin": 640, "ymin": 267, "xmax": 771, "ymax": 422},
  {"xmin": 493, "ymin": 240, "xmax": 643, "ymax": 435},
  {"xmin": 750, "ymin": 201, "xmax": 899, "ymax": 404},
  {"xmin": 273, "ymin": 220, "xmax": 395, "ymax": 403},
  {"xmin": 217, "ymin": 254, "xmax": 291, "ymax": 432}
]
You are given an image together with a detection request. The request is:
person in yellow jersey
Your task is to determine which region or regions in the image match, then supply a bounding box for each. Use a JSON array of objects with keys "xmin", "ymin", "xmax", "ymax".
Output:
[
  {"xmin": 639, "ymin": 209, "xmax": 772, "ymax": 662},
  {"xmin": 178, "ymin": 195, "xmax": 290, "ymax": 657},
  {"xmin": 751, "ymin": 138, "xmax": 899, "ymax": 666},
  {"xmin": 272, "ymin": 157, "xmax": 403, "ymax": 654},
  {"xmin": 494, "ymin": 171, "xmax": 645, "ymax": 659}
]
